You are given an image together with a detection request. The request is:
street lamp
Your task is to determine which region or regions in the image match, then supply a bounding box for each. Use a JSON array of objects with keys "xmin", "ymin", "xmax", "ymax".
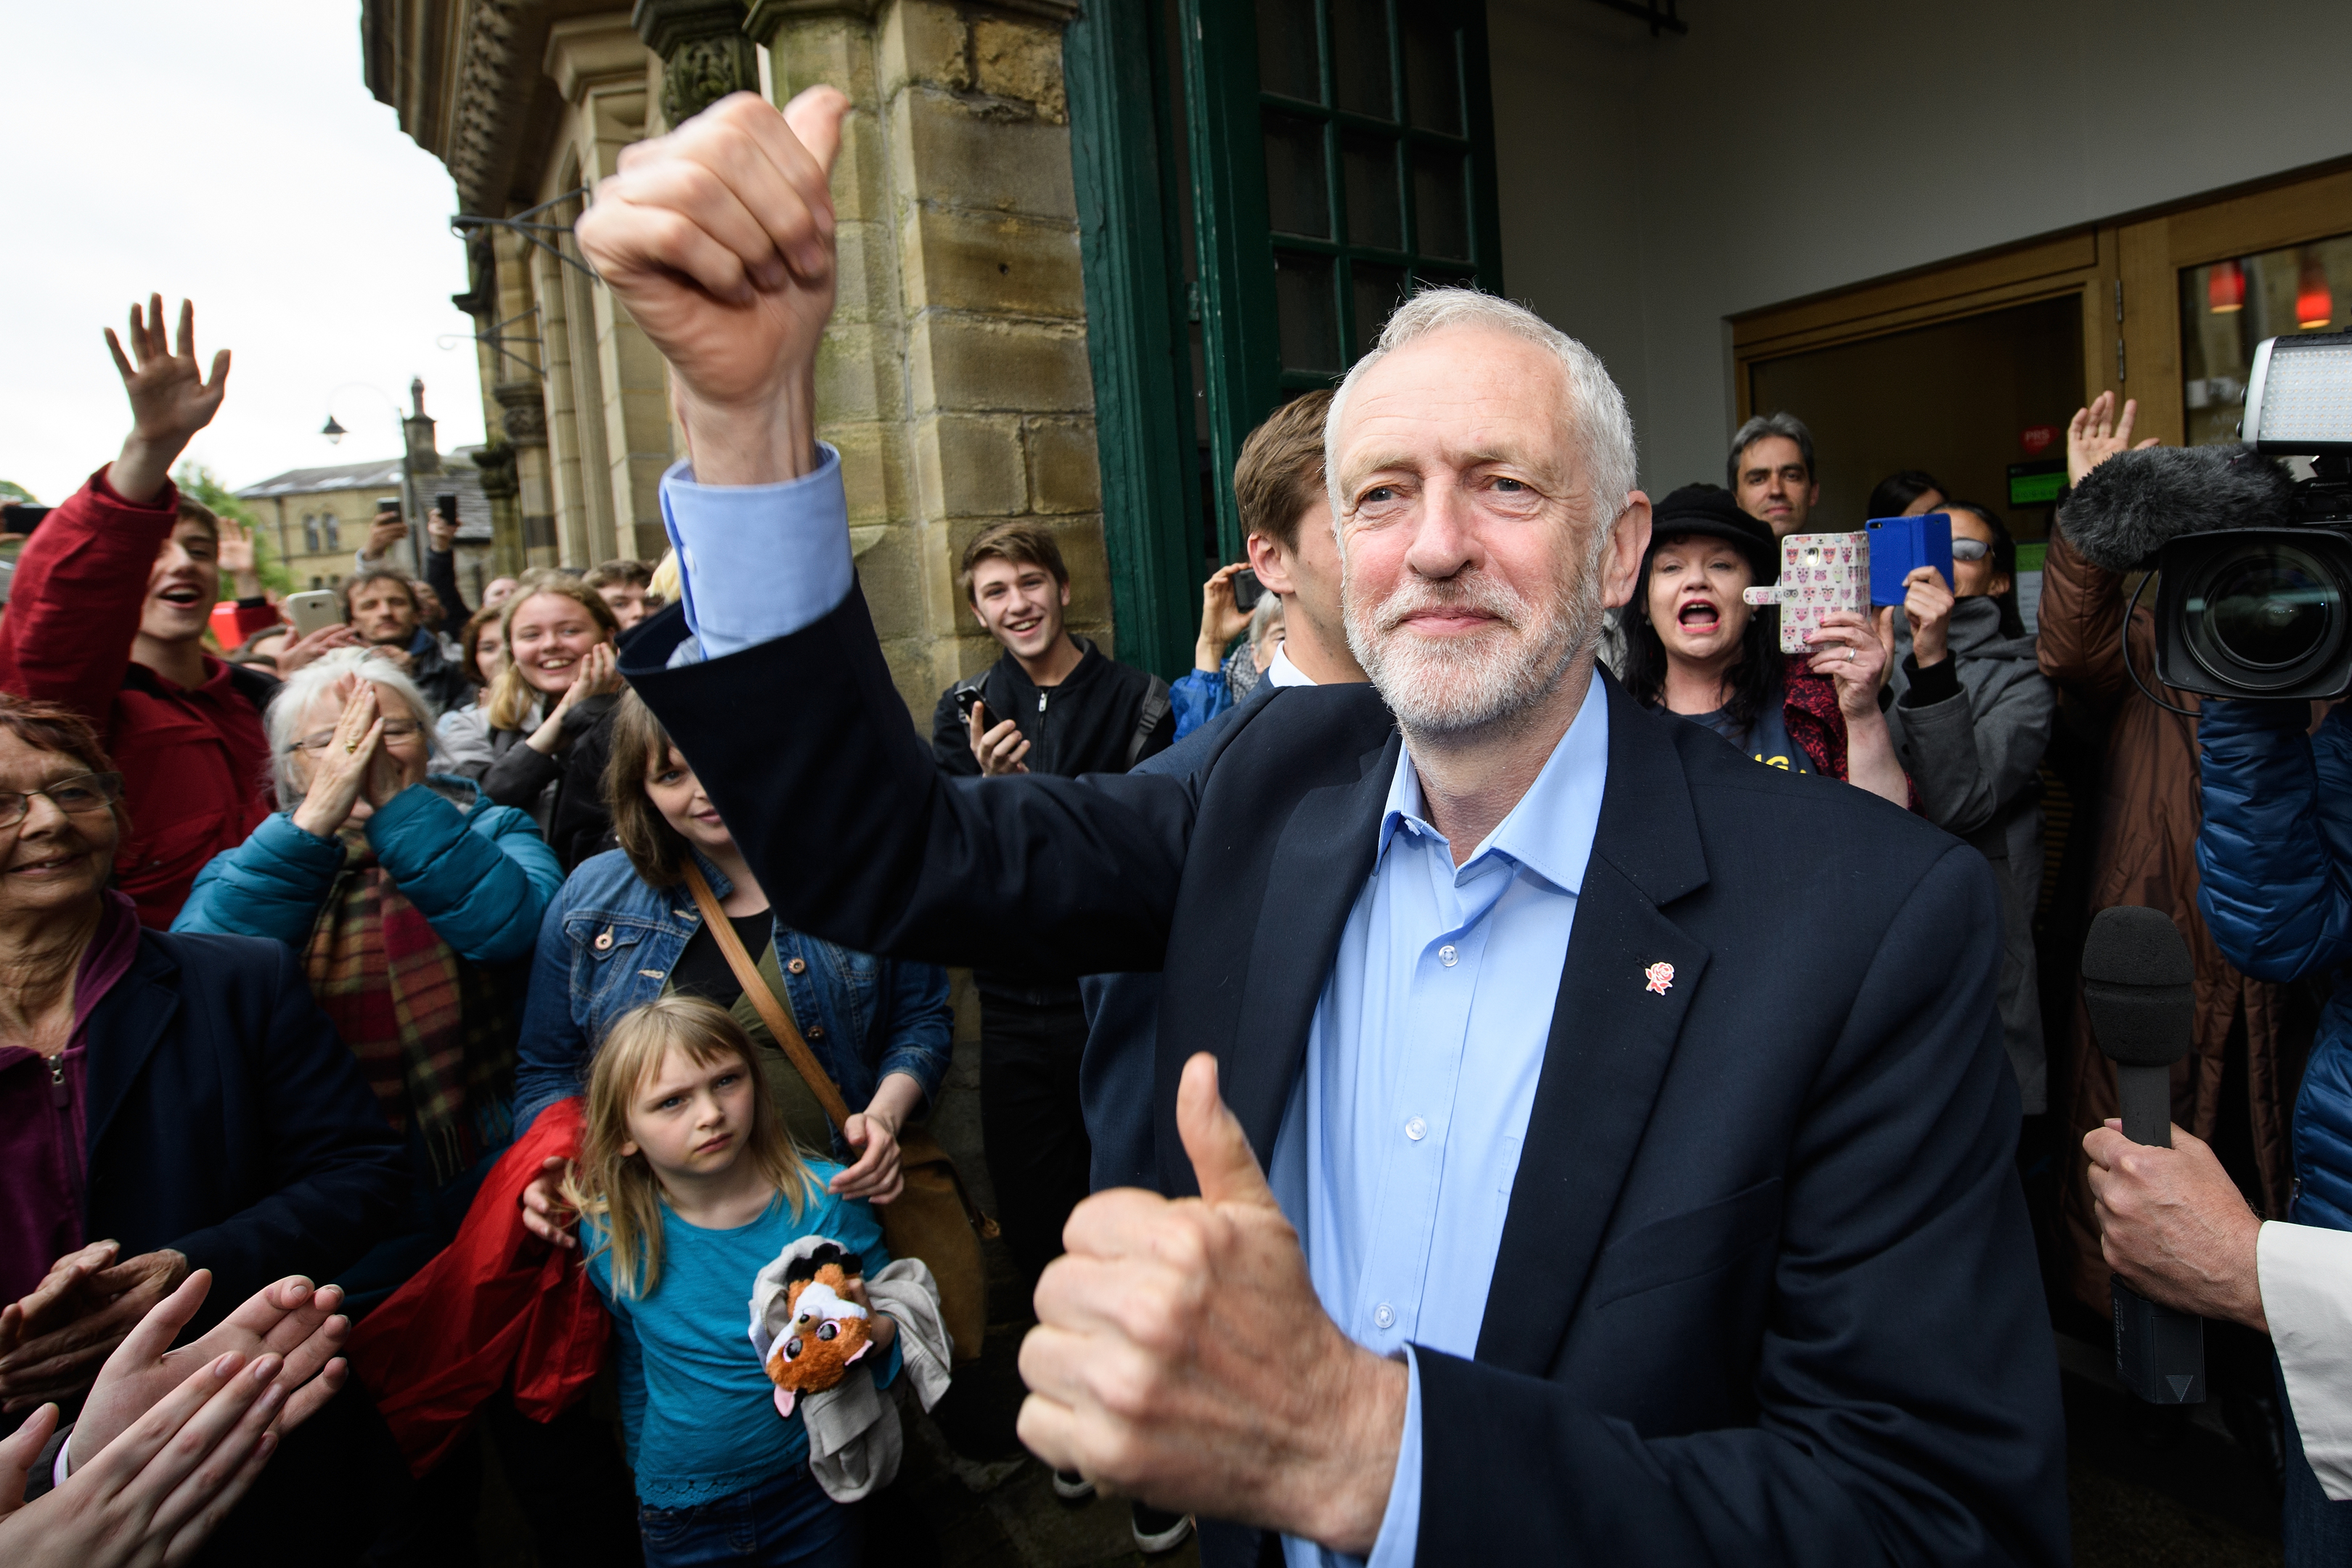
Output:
[{"xmin": 319, "ymin": 383, "xmax": 417, "ymax": 569}]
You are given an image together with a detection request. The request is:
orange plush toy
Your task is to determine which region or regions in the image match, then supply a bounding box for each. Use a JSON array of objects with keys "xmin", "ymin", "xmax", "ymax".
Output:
[{"xmin": 761, "ymin": 1244, "xmax": 873, "ymax": 1417}]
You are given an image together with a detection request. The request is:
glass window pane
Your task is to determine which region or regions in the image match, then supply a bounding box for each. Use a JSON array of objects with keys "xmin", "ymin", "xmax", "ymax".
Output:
[
  {"xmin": 1413, "ymin": 145, "xmax": 1469, "ymax": 260},
  {"xmin": 1401, "ymin": 4, "xmax": 1461, "ymax": 135},
  {"xmin": 1350, "ymin": 262, "xmax": 1408, "ymax": 362},
  {"xmin": 1275, "ymin": 251, "xmax": 1342, "ymax": 372},
  {"xmin": 2179, "ymin": 232, "xmax": 2352, "ymax": 448},
  {"xmin": 1255, "ymin": 0, "xmax": 1321, "ymax": 102},
  {"xmin": 1331, "ymin": 0, "xmax": 1393, "ymax": 120},
  {"xmin": 1342, "ymin": 132, "xmax": 1402, "ymax": 250},
  {"xmin": 1262, "ymin": 111, "xmax": 1330, "ymax": 239}
]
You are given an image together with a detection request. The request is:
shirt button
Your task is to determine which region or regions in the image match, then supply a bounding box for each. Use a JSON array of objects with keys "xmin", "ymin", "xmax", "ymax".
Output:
[
  {"xmin": 1373, "ymin": 1302, "xmax": 1395, "ymax": 1329},
  {"xmin": 1438, "ymin": 944, "xmax": 1458, "ymax": 967},
  {"xmin": 1404, "ymin": 1116, "xmax": 1426, "ymax": 1141},
  {"xmin": 807, "ymin": 1025, "xmax": 825, "ymax": 1040},
  {"xmin": 787, "ymin": 957, "xmax": 808, "ymax": 975}
]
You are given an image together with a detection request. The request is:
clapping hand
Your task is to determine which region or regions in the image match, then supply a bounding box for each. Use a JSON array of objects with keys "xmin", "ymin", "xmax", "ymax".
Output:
[
  {"xmin": 574, "ymin": 88, "xmax": 851, "ymax": 487},
  {"xmin": 2067, "ymin": 391, "xmax": 2161, "ymax": 489},
  {"xmin": 104, "ymin": 296, "xmax": 230, "ymax": 507},
  {"xmin": 289, "ymin": 677, "xmax": 387, "ymax": 840},
  {"xmin": 0, "ymin": 1246, "xmax": 190, "ymax": 1413}
]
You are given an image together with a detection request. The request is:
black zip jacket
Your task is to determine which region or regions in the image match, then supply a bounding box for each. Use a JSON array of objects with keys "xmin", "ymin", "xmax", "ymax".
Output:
[{"xmin": 930, "ymin": 636, "xmax": 1172, "ymax": 779}]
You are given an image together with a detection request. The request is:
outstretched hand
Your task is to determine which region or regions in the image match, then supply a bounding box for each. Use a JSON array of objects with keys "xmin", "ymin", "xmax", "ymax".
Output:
[
  {"xmin": 104, "ymin": 295, "xmax": 230, "ymax": 506},
  {"xmin": 575, "ymin": 88, "xmax": 851, "ymax": 487},
  {"xmin": 1016, "ymin": 1053, "xmax": 1407, "ymax": 1553},
  {"xmin": 2066, "ymin": 391, "xmax": 2160, "ymax": 489}
]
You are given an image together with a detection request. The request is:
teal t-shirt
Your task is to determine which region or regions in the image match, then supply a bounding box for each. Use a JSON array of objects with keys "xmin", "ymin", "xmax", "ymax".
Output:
[{"xmin": 582, "ymin": 1164, "xmax": 897, "ymax": 1508}]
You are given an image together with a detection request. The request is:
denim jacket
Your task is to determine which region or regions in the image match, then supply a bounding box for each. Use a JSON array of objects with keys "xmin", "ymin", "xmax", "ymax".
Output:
[{"xmin": 513, "ymin": 848, "xmax": 954, "ymax": 1148}]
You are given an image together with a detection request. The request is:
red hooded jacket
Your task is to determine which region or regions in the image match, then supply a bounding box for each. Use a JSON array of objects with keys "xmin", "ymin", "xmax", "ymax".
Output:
[{"xmin": 0, "ymin": 470, "xmax": 277, "ymax": 926}]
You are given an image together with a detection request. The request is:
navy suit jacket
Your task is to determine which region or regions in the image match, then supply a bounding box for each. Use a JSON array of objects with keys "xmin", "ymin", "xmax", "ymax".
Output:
[
  {"xmin": 84, "ymin": 928, "xmax": 407, "ymax": 1329},
  {"xmin": 624, "ymin": 592, "xmax": 2068, "ymax": 1566}
]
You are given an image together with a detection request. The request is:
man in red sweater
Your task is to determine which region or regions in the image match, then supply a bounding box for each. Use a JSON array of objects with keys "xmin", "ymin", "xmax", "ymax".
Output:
[{"xmin": 0, "ymin": 297, "xmax": 281, "ymax": 926}]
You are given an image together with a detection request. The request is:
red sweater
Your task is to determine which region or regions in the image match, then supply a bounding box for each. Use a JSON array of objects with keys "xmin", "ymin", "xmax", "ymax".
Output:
[{"xmin": 0, "ymin": 470, "xmax": 276, "ymax": 926}]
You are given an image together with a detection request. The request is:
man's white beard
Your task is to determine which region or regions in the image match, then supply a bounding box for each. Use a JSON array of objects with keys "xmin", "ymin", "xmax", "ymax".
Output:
[{"xmin": 1344, "ymin": 548, "xmax": 1605, "ymax": 738}]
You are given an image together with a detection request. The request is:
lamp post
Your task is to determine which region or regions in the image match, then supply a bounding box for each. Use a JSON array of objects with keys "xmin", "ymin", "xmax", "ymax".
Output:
[{"xmin": 319, "ymin": 382, "xmax": 418, "ymax": 571}]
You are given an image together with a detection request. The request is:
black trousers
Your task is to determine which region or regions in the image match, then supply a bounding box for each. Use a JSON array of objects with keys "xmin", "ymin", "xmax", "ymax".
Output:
[{"xmin": 976, "ymin": 979, "xmax": 1095, "ymax": 1290}]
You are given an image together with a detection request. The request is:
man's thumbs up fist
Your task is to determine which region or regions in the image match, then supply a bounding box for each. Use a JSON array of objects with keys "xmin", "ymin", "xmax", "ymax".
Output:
[
  {"xmin": 576, "ymin": 87, "xmax": 852, "ymax": 487},
  {"xmin": 1016, "ymin": 1053, "xmax": 1407, "ymax": 1554}
]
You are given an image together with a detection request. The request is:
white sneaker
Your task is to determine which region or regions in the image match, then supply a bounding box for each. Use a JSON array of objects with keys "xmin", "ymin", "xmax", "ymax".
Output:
[
  {"xmin": 1052, "ymin": 1468, "xmax": 1096, "ymax": 1501},
  {"xmin": 1131, "ymin": 1503, "xmax": 1196, "ymax": 1553}
]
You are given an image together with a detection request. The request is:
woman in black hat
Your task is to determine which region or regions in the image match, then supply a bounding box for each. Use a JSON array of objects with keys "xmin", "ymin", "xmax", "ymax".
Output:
[{"xmin": 1619, "ymin": 484, "xmax": 1910, "ymax": 806}]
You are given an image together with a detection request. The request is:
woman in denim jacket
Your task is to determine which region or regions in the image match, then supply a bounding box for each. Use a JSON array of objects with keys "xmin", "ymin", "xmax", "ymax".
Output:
[{"xmin": 514, "ymin": 693, "xmax": 952, "ymax": 1203}]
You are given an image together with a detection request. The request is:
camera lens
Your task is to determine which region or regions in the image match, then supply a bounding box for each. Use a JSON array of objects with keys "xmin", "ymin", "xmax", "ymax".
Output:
[{"xmin": 2183, "ymin": 539, "xmax": 2346, "ymax": 690}]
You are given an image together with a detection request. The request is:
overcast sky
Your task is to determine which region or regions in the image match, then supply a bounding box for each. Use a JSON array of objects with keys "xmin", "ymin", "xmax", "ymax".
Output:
[{"xmin": 1, "ymin": 2, "xmax": 487, "ymax": 505}]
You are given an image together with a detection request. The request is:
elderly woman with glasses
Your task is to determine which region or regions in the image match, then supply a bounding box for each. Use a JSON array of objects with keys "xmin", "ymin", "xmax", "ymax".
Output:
[
  {"xmin": 173, "ymin": 647, "xmax": 563, "ymax": 1301},
  {"xmin": 0, "ymin": 693, "xmax": 401, "ymax": 1421}
]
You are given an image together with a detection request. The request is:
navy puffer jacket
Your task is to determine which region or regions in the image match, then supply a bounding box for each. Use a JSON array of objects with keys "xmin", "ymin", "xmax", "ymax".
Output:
[{"xmin": 2196, "ymin": 698, "xmax": 2352, "ymax": 1230}]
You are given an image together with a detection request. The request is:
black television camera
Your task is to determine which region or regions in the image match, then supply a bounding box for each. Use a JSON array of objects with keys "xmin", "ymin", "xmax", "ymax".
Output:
[{"xmin": 2061, "ymin": 330, "xmax": 2352, "ymax": 700}]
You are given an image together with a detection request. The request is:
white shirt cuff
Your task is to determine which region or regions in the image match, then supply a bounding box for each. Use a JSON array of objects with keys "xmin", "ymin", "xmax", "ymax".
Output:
[
  {"xmin": 657, "ymin": 446, "xmax": 852, "ymax": 659},
  {"xmin": 2261, "ymin": 1220, "xmax": 2352, "ymax": 1502}
]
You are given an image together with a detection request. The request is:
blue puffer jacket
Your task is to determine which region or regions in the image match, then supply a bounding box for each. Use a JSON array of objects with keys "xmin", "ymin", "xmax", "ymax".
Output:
[
  {"xmin": 513, "ymin": 848, "xmax": 954, "ymax": 1150},
  {"xmin": 172, "ymin": 775, "xmax": 565, "ymax": 964},
  {"xmin": 2196, "ymin": 698, "xmax": 2352, "ymax": 1230}
]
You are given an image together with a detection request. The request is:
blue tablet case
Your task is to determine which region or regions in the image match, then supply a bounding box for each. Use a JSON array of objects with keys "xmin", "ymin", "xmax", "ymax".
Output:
[{"xmin": 1866, "ymin": 513, "xmax": 1953, "ymax": 605}]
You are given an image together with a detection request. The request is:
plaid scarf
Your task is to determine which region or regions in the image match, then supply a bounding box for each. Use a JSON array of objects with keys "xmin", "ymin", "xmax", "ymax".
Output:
[{"xmin": 306, "ymin": 853, "xmax": 515, "ymax": 1184}]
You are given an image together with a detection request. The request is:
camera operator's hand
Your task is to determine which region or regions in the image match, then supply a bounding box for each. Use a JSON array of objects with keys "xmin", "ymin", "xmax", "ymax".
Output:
[
  {"xmin": 575, "ymin": 88, "xmax": 850, "ymax": 489},
  {"xmin": 1806, "ymin": 608, "xmax": 1892, "ymax": 716},
  {"xmin": 1195, "ymin": 563, "xmax": 1252, "ymax": 673},
  {"xmin": 1900, "ymin": 565, "xmax": 1956, "ymax": 667},
  {"xmin": 967, "ymin": 701, "xmax": 1031, "ymax": 776},
  {"xmin": 2066, "ymin": 391, "xmax": 2161, "ymax": 490},
  {"xmin": 103, "ymin": 295, "xmax": 230, "ymax": 507}
]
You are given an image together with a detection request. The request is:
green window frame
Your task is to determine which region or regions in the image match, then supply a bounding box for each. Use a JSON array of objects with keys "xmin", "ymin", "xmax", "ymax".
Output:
[{"xmin": 1069, "ymin": 0, "xmax": 1503, "ymax": 677}]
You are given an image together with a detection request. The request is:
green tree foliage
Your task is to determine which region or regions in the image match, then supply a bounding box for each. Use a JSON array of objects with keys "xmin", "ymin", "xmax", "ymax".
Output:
[
  {"xmin": 174, "ymin": 463, "xmax": 298, "ymax": 595},
  {"xmin": 0, "ymin": 481, "xmax": 36, "ymax": 504}
]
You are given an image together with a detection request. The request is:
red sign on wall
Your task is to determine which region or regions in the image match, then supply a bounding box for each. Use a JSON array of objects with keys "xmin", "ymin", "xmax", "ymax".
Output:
[{"xmin": 2021, "ymin": 425, "xmax": 2059, "ymax": 457}]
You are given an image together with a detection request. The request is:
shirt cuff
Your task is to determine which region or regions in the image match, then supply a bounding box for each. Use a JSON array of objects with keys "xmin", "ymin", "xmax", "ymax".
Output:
[
  {"xmin": 54, "ymin": 1429, "xmax": 73, "ymax": 1487},
  {"xmin": 2261, "ymin": 1220, "xmax": 2352, "ymax": 1502},
  {"xmin": 1900, "ymin": 653, "xmax": 1962, "ymax": 709},
  {"xmin": 658, "ymin": 447, "xmax": 851, "ymax": 659},
  {"xmin": 1362, "ymin": 1347, "xmax": 1422, "ymax": 1568}
]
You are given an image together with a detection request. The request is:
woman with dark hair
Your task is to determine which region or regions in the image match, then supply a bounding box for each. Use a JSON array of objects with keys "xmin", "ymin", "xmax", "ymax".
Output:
[
  {"xmin": 0, "ymin": 693, "xmax": 402, "ymax": 1414},
  {"xmin": 1884, "ymin": 499, "xmax": 2055, "ymax": 1109},
  {"xmin": 1617, "ymin": 483, "xmax": 1909, "ymax": 805},
  {"xmin": 511, "ymin": 691, "xmax": 952, "ymax": 1204},
  {"xmin": 1866, "ymin": 469, "xmax": 1948, "ymax": 521}
]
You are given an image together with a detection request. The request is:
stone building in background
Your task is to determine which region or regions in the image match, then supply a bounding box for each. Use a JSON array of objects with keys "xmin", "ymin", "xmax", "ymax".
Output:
[{"xmin": 361, "ymin": 0, "xmax": 1103, "ymax": 722}]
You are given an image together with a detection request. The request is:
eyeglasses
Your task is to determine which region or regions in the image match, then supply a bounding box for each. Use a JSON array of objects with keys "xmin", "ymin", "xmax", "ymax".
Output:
[
  {"xmin": 0, "ymin": 772, "xmax": 123, "ymax": 830},
  {"xmin": 1949, "ymin": 539, "xmax": 1993, "ymax": 563},
  {"xmin": 289, "ymin": 720, "xmax": 425, "ymax": 754}
]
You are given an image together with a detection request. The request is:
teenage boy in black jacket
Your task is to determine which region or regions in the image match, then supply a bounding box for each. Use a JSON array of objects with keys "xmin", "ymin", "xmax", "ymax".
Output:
[{"xmin": 929, "ymin": 521, "xmax": 1172, "ymax": 1293}]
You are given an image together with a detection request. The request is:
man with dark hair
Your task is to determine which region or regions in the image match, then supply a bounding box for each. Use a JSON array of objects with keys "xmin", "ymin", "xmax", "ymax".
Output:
[
  {"xmin": 583, "ymin": 558, "xmax": 658, "ymax": 630},
  {"xmin": 341, "ymin": 567, "xmax": 473, "ymax": 713},
  {"xmin": 1728, "ymin": 410, "xmax": 1821, "ymax": 537}
]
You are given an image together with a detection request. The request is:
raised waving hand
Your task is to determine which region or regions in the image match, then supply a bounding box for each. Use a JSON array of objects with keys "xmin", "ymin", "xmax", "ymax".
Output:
[{"xmin": 103, "ymin": 295, "xmax": 231, "ymax": 506}]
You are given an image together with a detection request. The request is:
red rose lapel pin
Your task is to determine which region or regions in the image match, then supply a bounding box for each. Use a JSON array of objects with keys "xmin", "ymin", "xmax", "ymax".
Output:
[{"xmin": 1643, "ymin": 961, "xmax": 1675, "ymax": 996}]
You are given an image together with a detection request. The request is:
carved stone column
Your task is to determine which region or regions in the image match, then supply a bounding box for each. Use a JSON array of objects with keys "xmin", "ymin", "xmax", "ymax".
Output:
[
  {"xmin": 633, "ymin": 0, "xmax": 758, "ymax": 128},
  {"xmin": 473, "ymin": 438, "xmax": 526, "ymax": 579}
]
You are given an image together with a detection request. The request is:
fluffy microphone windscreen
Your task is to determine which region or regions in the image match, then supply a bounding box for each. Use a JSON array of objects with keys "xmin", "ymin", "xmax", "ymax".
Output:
[
  {"xmin": 2057, "ymin": 444, "xmax": 2297, "ymax": 572},
  {"xmin": 2081, "ymin": 905, "xmax": 2194, "ymax": 1068}
]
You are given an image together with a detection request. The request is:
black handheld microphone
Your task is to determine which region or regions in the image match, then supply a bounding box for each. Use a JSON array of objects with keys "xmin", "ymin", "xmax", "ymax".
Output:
[{"xmin": 2081, "ymin": 904, "xmax": 2204, "ymax": 1405}]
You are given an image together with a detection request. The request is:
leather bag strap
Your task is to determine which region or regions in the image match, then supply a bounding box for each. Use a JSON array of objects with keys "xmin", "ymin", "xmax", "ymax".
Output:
[{"xmin": 683, "ymin": 864, "xmax": 853, "ymax": 1133}]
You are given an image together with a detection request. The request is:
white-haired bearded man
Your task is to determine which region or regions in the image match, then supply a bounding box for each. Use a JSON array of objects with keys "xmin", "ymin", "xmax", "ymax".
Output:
[{"xmin": 589, "ymin": 89, "xmax": 2067, "ymax": 1568}]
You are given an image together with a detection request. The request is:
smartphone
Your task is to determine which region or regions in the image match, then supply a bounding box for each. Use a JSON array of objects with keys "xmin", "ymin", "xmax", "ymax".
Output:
[
  {"xmin": 375, "ymin": 496, "xmax": 403, "ymax": 518},
  {"xmin": 1, "ymin": 505, "xmax": 50, "ymax": 536},
  {"xmin": 953, "ymin": 682, "xmax": 986, "ymax": 726},
  {"xmin": 1742, "ymin": 532, "xmax": 1870, "ymax": 654},
  {"xmin": 436, "ymin": 493, "xmax": 460, "ymax": 525},
  {"xmin": 285, "ymin": 589, "xmax": 344, "ymax": 640},
  {"xmin": 1232, "ymin": 568, "xmax": 1265, "ymax": 612},
  {"xmin": 1866, "ymin": 513, "xmax": 1953, "ymax": 605}
]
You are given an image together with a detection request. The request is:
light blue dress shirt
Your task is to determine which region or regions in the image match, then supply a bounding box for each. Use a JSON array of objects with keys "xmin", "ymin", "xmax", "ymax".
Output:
[{"xmin": 660, "ymin": 467, "xmax": 1609, "ymax": 1566}]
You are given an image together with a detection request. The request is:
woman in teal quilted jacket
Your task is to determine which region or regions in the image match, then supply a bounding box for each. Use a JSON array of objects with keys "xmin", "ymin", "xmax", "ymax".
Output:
[{"xmin": 174, "ymin": 645, "xmax": 564, "ymax": 1301}]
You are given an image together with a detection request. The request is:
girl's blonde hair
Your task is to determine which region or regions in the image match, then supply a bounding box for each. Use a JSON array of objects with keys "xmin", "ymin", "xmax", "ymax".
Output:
[
  {"xmin": 486, "ymin": 572, "xmax": 620, "ymax": 734},
  {"xmin": 560, "ymin": 995, "xmax": 820, "ymax": 1299}
]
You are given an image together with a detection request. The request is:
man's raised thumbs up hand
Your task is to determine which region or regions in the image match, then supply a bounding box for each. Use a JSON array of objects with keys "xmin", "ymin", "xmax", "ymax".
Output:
[
  {"xmin": 1016, "ymin": 1053, "xmax": 1408, "ymax": 1555},
  {"xmin": 576, "ymin": 87, "xmax": 851, "ymax": 487}
]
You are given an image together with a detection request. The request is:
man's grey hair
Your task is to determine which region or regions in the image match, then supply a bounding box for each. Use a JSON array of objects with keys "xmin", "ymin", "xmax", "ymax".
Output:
[
  {"xmin": 265, "ymin": 645, "xmax": 443, "ymax": 807},
  {"xmin": 1323, "ymin": 287, "xmax": 1638, "ymax": 531},
  {"xmin": 1726, "ymin": 411, "xmax": 1816, "ymax": 490}
]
